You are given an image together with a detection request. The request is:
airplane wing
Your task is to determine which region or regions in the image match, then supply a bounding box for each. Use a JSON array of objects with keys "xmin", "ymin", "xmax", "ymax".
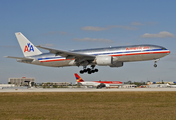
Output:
[
  {"xmin": 5, "ymin": 56, "xmax": 34, "ymax": 60},
  {"xmin": 36, "ymin": 46, "xmax": 95, "ymax": 60}
]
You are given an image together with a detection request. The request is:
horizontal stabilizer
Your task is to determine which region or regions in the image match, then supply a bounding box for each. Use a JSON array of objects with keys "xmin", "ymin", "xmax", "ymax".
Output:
[{"xmin": 5, "ymin": 56, "xmax": 34, "ymax": 60}]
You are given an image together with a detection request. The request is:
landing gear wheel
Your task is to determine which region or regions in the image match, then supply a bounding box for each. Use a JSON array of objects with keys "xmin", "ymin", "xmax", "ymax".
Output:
[
  {"xmin": 79, "ymin": 65, "xmax": 99, "ymax": 74},
  {"xmin": 83, "ymin": 69, "xmax": 87, "ymax": 72},
  {"xmin": 154, "ymin": 59, "xmax": 159, "ymax": 68},
  {"xmin": 80, "ymin": 70, "xmax": 84, "ymax": 74},
  {"xmin": 88, "ymin": 71, "xmax": 92, "ymax": 74},
  {"xmin": 154, "ymin": 64, "xmax": 157, "ymax": 68},
  {"xmin": 87, "ymin": 68, "xmax": 91, "ymax": 72}
]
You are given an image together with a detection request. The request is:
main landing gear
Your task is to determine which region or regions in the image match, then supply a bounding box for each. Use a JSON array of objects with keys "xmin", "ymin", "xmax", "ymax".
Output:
[
  {"xmin": 80, "ymin": 65, "xmax": 98, "ymax": 74},
  {"xmin": 154, "ymin": 59, "xmax": 160, "ymax": 68}
]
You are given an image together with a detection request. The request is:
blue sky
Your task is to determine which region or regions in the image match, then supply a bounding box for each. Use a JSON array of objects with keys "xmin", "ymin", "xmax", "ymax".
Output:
[{"xmin": 0, "ymin": 0, "xmax": 176, "ymax": 83}]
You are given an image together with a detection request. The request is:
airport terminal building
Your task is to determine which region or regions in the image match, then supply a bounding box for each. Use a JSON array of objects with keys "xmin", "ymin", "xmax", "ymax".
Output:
[{"xmin": 8, "ymin": 77, "xmax": 35, "ymax": 86}]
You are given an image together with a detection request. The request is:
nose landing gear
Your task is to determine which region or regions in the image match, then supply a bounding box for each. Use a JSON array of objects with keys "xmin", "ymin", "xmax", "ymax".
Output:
[{"xmin": 154, "ymin": 59, "xmax": 160, "ymax": 68}]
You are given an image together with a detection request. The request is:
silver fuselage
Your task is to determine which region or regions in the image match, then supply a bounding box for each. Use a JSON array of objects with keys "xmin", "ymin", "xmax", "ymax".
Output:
[{"xmin": 19, "ymin": 44, "xmax": 170, "ymax": 67}]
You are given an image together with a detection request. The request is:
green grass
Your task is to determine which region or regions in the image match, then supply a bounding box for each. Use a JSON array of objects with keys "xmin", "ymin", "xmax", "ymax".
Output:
[{"xmin": 0, "ymin": 92, "xmax": 176, "ymax": 120}]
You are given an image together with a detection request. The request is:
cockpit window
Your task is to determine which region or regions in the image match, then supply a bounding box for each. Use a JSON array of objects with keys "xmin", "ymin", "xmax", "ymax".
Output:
[{"xmin": 161, "ymin": 48, "xmax": 167, "ymax": 50}]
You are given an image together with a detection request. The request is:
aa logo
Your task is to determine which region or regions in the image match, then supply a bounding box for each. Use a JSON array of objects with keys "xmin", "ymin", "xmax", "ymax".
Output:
[{"xmin": 24, "ymin": 43, "xmax": 34, "ymax": 52}]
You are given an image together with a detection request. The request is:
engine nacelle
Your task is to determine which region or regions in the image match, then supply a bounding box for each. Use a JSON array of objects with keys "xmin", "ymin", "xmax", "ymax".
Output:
[
  {"xmin": 109, "ymin": 62, "xmax": 123, "ymax": 67},
  {"xmin": 95, "ymin": 56, "xmax": 113, "ymax": 66}
]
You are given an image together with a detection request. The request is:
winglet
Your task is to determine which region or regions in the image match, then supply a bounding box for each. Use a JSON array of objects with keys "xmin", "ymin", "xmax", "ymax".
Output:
[{"xmin": 74, "ymin": 73, "xmax": 84, "ymax": 82}]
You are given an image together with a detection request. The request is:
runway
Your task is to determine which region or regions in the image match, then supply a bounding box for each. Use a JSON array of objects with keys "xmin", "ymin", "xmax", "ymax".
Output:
[{"xmin": 1, "ymin": 88, "xmax": 176, "ymax": 92}]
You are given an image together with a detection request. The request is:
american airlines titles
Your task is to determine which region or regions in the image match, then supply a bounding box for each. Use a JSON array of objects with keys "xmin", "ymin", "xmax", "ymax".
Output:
[{"xmin": 126, "ymin": 46, "xmax": 149, "ymax": 51}]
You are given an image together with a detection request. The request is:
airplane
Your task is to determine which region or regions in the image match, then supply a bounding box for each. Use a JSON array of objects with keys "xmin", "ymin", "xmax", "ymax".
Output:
[
  {"xmin": 74, "ymin": 73, "xmax": 123, "ymax": 88},
  {"xmin": 166, "ymin": 83, "xmax": 176, "ymax": 88},
  {"xmin": 6, "ymin": 32, "xmax": 170, "ymax": 74}
]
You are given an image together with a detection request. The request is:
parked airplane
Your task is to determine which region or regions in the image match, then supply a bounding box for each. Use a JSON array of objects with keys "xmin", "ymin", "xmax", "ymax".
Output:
[
  {"xmin": 166, "ymin": 83, "xmax": 176, "ymax": 88},
  {"xmin": 74, "ymin": 73, "xmax": 122, "ymax": 88},
  {"xmin": 6, "ymin": 32, "xmax": 170, "ymax": 74}
]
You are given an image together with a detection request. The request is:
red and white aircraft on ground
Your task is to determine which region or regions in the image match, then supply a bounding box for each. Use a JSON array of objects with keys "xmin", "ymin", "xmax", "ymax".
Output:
[{"xmin": 74, "ymin": 73, "xmax": 123, "ymax": 88}]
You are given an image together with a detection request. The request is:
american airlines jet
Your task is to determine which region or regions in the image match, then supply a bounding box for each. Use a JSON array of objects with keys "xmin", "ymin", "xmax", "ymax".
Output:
[
  {"xmin": 6, "ymin": 32, "xmax": 170, "ymax": 74},
  {"xmin": 74, "ymin": 73, "xmax": 122, "ymax": 88}
]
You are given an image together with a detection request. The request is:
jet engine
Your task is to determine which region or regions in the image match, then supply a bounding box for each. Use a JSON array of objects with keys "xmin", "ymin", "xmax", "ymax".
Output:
[
  {"xmin": 109, "ymin": 62, "xmax": 123, "ymax": 67},
  {"xmin": 95, "ymin": 56, "xmax": 113, "ymax": 66}
]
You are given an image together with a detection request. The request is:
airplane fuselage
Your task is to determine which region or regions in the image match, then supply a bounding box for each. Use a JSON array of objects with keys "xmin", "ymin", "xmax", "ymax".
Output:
[
  {"xmin": 79, "ymin": 81, "xmax": 122, "ymax": 87},
  {"xmin": 22, "ymin": 44, "xmax": 170, "ymax": 67},
  {"xmin": 6, "ymin": 32, "xmax": 171, "ymax": 74}
]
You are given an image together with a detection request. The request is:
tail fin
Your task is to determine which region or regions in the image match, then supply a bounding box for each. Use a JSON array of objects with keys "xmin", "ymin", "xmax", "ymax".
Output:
[
  {"xmin": 74, "ymin": 73, "xmax": 84, "ymax": 82},
  {"xmin": 15, "ymin": 32, "xmax": 42, "ymax": 57}
]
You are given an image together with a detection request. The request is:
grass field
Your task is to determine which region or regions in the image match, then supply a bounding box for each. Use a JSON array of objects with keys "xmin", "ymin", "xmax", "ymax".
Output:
[{"xmin": 0, "ymin": 92, "xmax": 176, "ymax": 120}]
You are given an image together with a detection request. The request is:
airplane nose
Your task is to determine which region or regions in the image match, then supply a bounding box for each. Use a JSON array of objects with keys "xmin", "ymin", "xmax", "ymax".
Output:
[{"xmin": 167, "ymin": 50, "xmax": 171, "ymax": 54}]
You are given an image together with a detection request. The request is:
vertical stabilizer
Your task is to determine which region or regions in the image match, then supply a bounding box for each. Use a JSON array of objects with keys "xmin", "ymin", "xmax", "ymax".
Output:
[
  {"xmin": 15, "ymin": 32, "xmax": 42, "ymax": 57},
  {"xmin": 74, "ymin": 73, "xmax": 84, "ymax": 82}
]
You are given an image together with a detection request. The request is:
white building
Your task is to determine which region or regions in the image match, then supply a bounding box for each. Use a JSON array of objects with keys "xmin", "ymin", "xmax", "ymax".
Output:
[
  {"xmin": 122, "ymin": 84, "xmax": 137, "ymax": 88},
  {"xmin": 9, "ymin": 77, "xmax": 35, "ymax": 86},
  {"xmin": 0, "ymin": 84, "xmax": 15, "ymax": 87},
  {"xmin": 42, "ymin": 82, "xmax": 70, "ymax": 87}
]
